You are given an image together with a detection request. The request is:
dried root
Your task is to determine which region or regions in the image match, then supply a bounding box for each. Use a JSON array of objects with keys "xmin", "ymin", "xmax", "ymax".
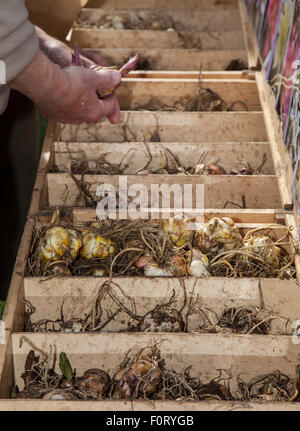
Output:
[
  {"xmin": 135, "ymin": 90, "xmax": 248, "ymax": 113},
  {"xmin": 236, "ymin": 368, "xmax": 300, "ymax": 402},
  {"xmin": 14, "ymin": 342, "xmax": 300, "ymax": 403},
  {"xmin": 75, "ymin": 11, "xmax": 176, "ymax": 31},
  {"xmin": 53, "ymin": 148, "xmax": 268, "ymax": 178},
  {"xmin": 209, "ymin": 225, "xmax": 297, "ymax": 279},
  {"xmin": 24, "ymin": 279, "xmax": 288, "ymax": 336},
  {"xmin": 26, "ymin": 217, "xmax": 297, "ymax": 281}
]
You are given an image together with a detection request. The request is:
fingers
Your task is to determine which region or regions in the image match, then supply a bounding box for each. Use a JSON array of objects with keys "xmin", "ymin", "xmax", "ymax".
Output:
[
  {"xmin": 84, "ymin": 93, "xmax": 120, "ymax": 124},
  {"xmin": 108, "ymin": 98, "xmax": 121, "ymax": 124},
  {"xmin": 99, "ymin": 94, "xmax": 120, "ymax": 124},
  {"xmin": 79, "ymin": 49, "xmax": 109, "ymax": 67},
  {"xmin": 44, "ymin": 66, "xmax": 121, "ymax": 124},
  {"xmin": 93, "ymin": 69, "xmax": 121, "ymax": 93}
]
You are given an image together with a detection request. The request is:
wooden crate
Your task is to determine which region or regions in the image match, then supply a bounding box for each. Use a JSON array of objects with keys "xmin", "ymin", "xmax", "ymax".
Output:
[
  {"xmin": 72, "ymin": 6, "xmax": 247, "ymax": 70},
  {"xmin": 1, "ymin": 1, "xmax": 300, "ymax": 411}
]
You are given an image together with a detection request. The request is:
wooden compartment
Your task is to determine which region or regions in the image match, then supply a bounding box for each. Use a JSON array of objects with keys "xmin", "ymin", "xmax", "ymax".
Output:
[
  {"xmin": 115, "ymin": 78, "xmax": 260, "ymax": 111},
  {"xmin": 58, "ymin": 112, "xmax": 267, "ymax": 143},
  {"xmin": 72, "ymin": 29, "xmax": 245, "ymax": 51},
  {"xmin": 24, "ymin": 277, "xmax": 300, "ymax": 336},
  {"xmin": 77, "ymin": 8, "xmax": 242, "ymax": 32},
  {"xmin": 53, "ymin": 141, "xmax": 273, "ymax": 174},
  {"xmin": 11, "ymin": 332, "xmax": 300, "ymax": 392},
  {"xmin": 86, "ymin": 0, "xmax": 239, "ymax": 10},
  {"xmin": 86, "ymin": 48, "xmax": 248, "ymax": 71},
  {"xmin": 3, "ymin": 331, "xmax": 300, "ymax": 411},
  {"xmin": 47, "ymin": 172, "xmax": 281, "ymax": 209}
]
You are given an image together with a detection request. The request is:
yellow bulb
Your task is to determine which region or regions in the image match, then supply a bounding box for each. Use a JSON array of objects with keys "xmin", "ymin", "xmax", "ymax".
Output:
[
  {"xmin": 68, "ymin": 229, "xmax": 82, "ymax": 260},
  {"xmin": 80, "ymin": 230, "xmax": 115, "ymax": 260},
  {"xmin": 40, "ymin": 226, "xmax": 81, "ymax": 262},
  {"xmin": 243, "ymin": 235, "xmax": 281, "ymax": 267},
  {"xmin": 186, "ymin": 249, "xmax": 210, "ymax": 277},
  {"xmin": 162, "ymin": 215, "xmax": 192, "ymax": 247},
  {"xmin": 194, "ymin": 217, "xmax": 242, "ymax": 254}
]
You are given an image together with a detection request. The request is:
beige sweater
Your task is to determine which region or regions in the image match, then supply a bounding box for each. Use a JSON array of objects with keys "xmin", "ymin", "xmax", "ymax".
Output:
[{"xmin": 0, "ymin": 0, "xmax": 39, "ymax": 114}]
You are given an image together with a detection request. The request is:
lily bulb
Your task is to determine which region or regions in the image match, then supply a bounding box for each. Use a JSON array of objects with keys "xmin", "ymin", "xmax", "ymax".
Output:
[
  {"xmin": 78, "ymin": 369, "xmax": 110, "ymax": 398},
  {"xmin": 62, "ymin": 320, "xmax": 84, "ymax": 333},
  {"xmin": 186, "ymin": 249, "xmax": 211, "ymax": 277},
  {"xmin": 168, "ymin": 255, "xmax": 187, "ymax": 276},
  {"xmin": 139, "ymin": 307, "xmax": 184, "ymax": 332},
  {"xmin": 243, "ymin": 235, "xmax": 281, "ymax": 267},
  {"xmin": 72, "ymin": 47, "xmax": 139, "ymax": 98},
  {"xmin": 194, "ymin": 217, "xmax": 242, "ymax": 255},
  {"xmin": 112, "ymin": 352, "xmax": 162, "ymax": 399},
  {"xmin": 136, "ymin": 254, "xmax": 186, "ymax": 277},
  {"xmin": 162, "ymin": 215, "xmax": 192, "ymax": 247},
  {"xmin": 40, "ymin": 226, "xmax": 82, "ymax": 262},
  {"xmin": 80, "ymin": 230, "xmax": 115, "ymax": 259}
]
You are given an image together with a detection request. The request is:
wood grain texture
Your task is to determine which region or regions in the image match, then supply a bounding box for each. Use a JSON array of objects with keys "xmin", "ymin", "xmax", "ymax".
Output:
[
  {"xmin": 46, "ymin": 172, "xmax": 281, "ymax": 209},
  {"xmin": 115, "ymin": 79, "xmax": 260, "ymax": 111},
  {"xmin": 54, "ymin": 141, "xmax": 273, "ymax": 174},
  {"xmin": 11, "ymin": 332, "xmax": 300, "ymax": 394},
  {"xmin": 24, "ymin": 277, "xmax": 299, "ymax": 335},
  {"xmin": 256, "ymin": 72, "xmax": 294, "ymax": 210},
  {"xmin": 86, "ymin": 0, "xmax": 238, "ymax": 10},
  {"xmin": 58, "ymin": 111, "xmax": 267, "ymax": 143},
  {"xmin": 79, "ymin": 8, "xmax": 242, "ymax": 32},
  {"xmin": 89, "ymin": 48, "xmax": 248, "ymax": 71},
  {"xmin": 71, "ymin": 29, "xmax": 245, "ymax": 50}
]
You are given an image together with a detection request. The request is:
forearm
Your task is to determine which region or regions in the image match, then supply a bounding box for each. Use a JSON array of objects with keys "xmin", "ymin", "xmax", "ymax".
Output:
[
  {"xmin": 36, "ymin": 26, "xmax": 73, "ymax": 68},
  {"xmin": 8, "ymin": 49, "xmax": 69, "ymax": 106}
]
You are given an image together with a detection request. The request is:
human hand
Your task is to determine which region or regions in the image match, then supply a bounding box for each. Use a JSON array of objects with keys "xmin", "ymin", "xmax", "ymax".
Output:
[
  {"xmin": 38, "ymin": 65, "xmax": 121, "ymax": 124},
  {"xmin": 78, "ymin": 49, "xmax": 109, "ymax": 67},
  {"xmin": 9, "ymin": 50, "xmax": 121, "ymax": 124}
]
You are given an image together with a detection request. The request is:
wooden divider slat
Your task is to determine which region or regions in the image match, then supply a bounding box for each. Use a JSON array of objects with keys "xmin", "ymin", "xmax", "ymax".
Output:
[
  {"xmin": 115, "ymin": 79, "xmax": 260, "ymax": 111},
  {"xmin": 78, "ymin": 8, "xmax": 242, "ymax": 32},
  {"xmin": 71, "ymin": 29, "xmax": 245, "ymax": 50},
  {"xmin": 89, "ymin": 48, "xmax": 247, "ymax": 71},
  {"xmin": 24, "ymin": 277, "xmax": 300, "ymax": 335},
  {"xmin": 58, "ymin": 111, "xmax": 267, "ymax": 143},
  {"xmin": 12, "ymin": 332, "xmax": 300, "ymax": 394},
  {"xmin": 86, "ymin": 0, "xmax": 238, "ymax": 10},
  {"xmin": 46, "ymin": 172, "xmax": 281, "ymax": 209},
  {"xmin": 53, "ymin": 141, "xmax": 273, "ymax": 174}
]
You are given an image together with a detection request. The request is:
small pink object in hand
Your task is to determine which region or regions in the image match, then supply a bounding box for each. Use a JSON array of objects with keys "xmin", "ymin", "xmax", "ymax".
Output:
[{"xmin": 72, "ymin": 46, "xmax": 139, "ymax": 98}]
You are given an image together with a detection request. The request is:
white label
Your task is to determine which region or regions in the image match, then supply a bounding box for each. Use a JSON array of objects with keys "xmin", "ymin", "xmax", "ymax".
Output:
[
  {"xmin": 0, "ymin": 60, "xmax": 6, "ymax": 85},
  {"xmin": 0, "ymin": 321, "xmax": 5, "ymax": 344}
]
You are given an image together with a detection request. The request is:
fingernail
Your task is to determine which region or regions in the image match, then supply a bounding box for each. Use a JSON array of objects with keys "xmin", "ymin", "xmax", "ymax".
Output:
[
  {"xmin": 111, "ymin": 70, "xmax": 121, "ymax": 86},
  {"xmin": 109, "ymin": 104, "xmax": 120, "ymax": 124}
]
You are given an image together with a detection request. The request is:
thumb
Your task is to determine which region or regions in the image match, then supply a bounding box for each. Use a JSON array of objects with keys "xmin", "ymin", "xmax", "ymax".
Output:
[{"xmin": 93, "ymin": 69, "xmax": 121, "ymax": 92}]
